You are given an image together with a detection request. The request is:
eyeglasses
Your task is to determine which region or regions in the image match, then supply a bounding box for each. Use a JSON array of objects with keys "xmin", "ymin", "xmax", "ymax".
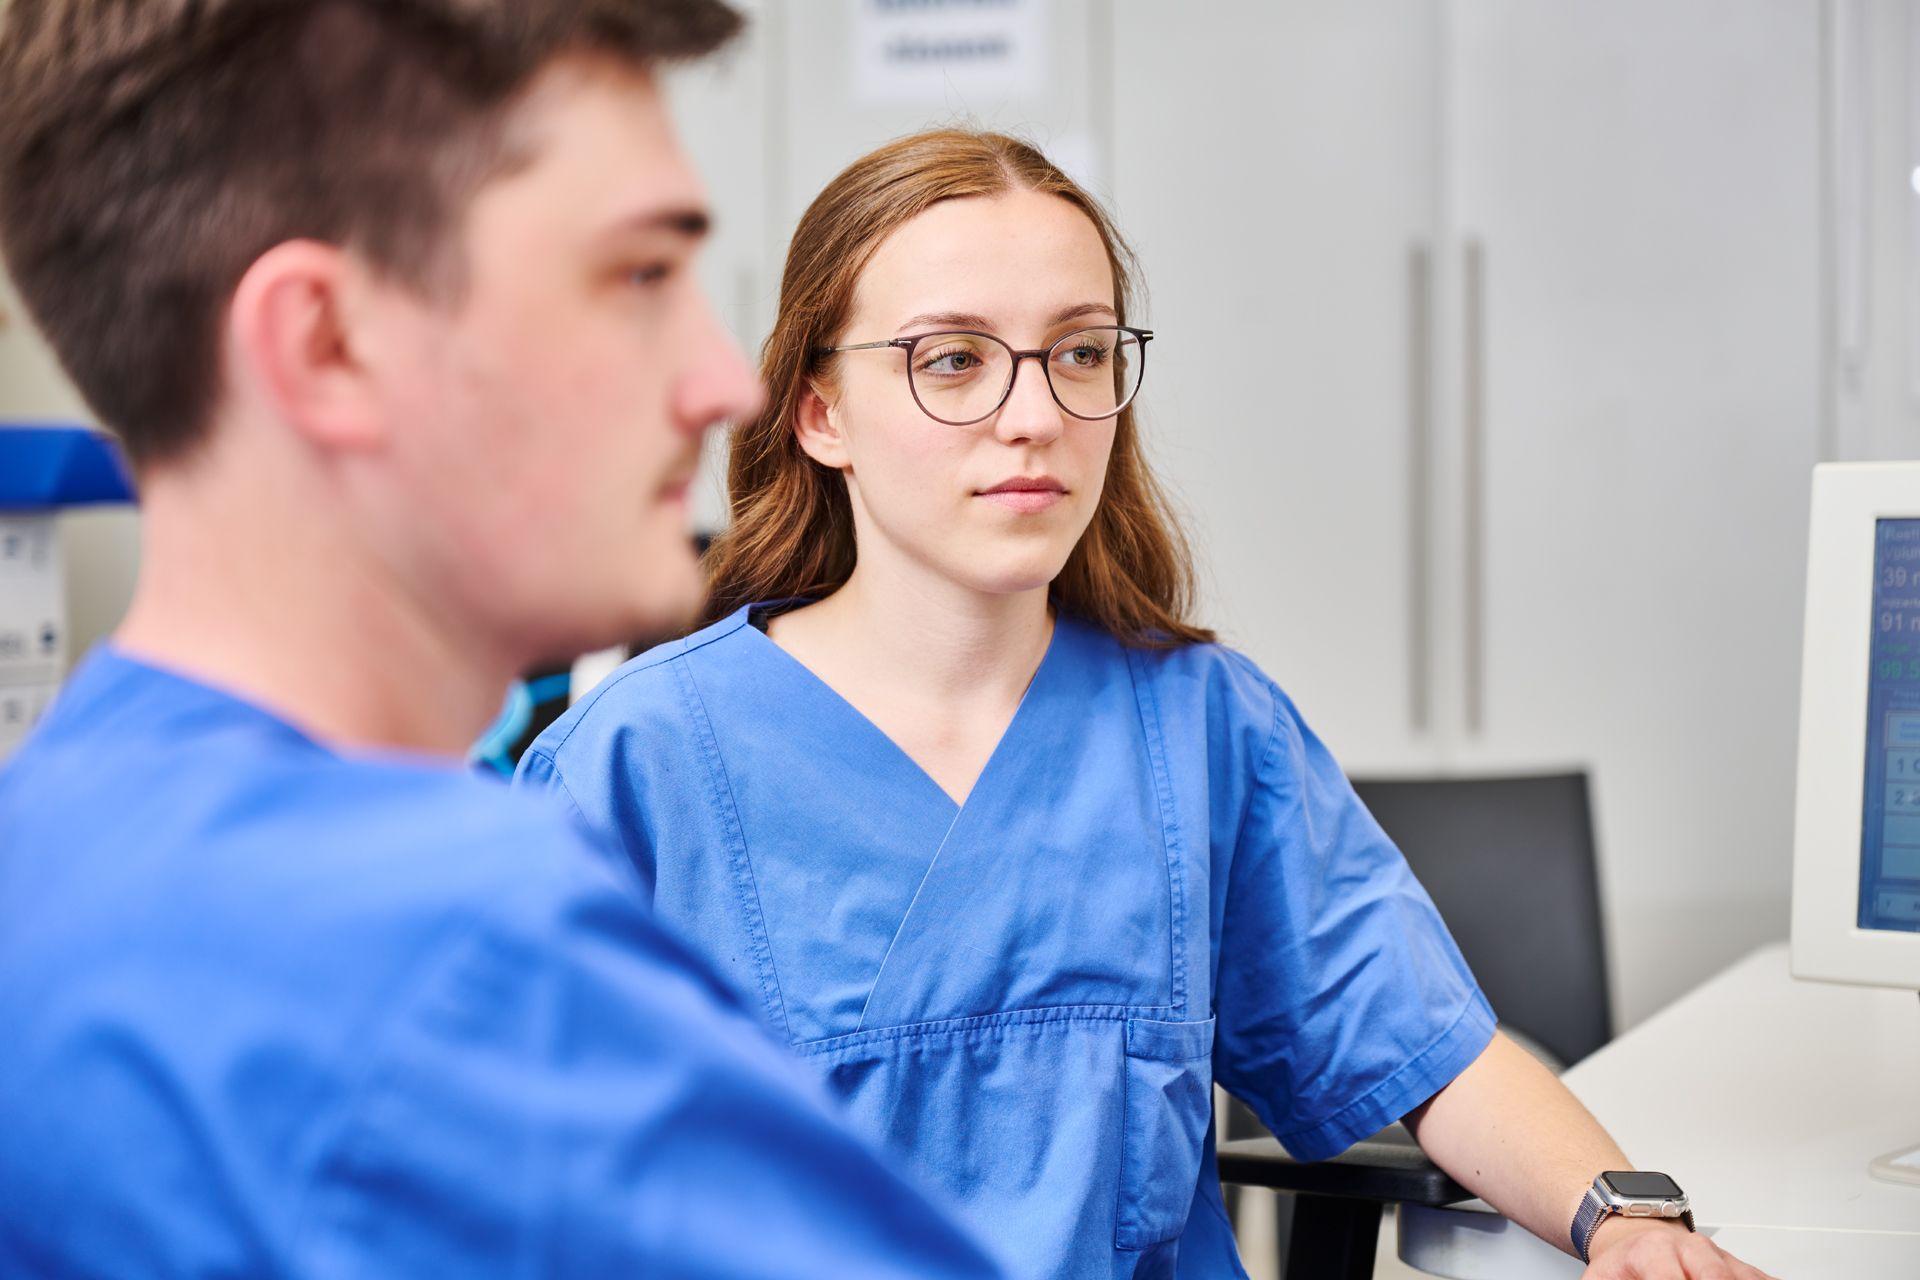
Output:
[{"xmin": 818, "ymin": 325, "xmax": 1153, "ymax": 427}]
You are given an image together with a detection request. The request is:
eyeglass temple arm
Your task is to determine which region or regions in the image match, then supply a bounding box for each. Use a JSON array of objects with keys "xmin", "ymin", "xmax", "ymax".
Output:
[
  {"xmin": 825, "ymin": 329, "xmax": 1150, "ymax": 356},
  {"xmin": 820, "ymin": 340, "xmax": 908, "ymax": 354}
]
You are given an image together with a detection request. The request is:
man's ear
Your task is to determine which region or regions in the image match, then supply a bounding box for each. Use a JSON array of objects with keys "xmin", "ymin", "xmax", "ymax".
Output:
[
  {"xmin": 794, "ymin": 380, "xmax": 851, "ymax": 470},
  {"xmin": 225, "ymin": 240, "xmax": 385, "ymax": 452}
]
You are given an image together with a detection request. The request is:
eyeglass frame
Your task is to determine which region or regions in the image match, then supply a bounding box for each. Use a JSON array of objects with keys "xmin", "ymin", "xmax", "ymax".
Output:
[{"xmin": 816, "ymin": 325, "xmax": 1155, "ymax": 427}]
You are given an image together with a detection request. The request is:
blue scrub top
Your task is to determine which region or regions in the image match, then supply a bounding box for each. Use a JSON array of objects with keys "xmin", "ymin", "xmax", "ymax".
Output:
[
  {"xmin": 0, "ymin": 649, "xmax": 1002, "ymax": 1279},
  {"xmin": 520, "ymin": 606, "xmax": 1497, "ymax": 1280}
]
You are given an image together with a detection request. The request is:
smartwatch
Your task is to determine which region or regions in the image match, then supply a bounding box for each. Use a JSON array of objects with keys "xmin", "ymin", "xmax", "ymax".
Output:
[{"xmin": 1570, "ymin": 1170, "xmax": 1694, "ymax": 1264}]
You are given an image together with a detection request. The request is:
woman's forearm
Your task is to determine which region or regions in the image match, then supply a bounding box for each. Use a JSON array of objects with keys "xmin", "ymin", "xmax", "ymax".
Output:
[{"xmin": 1402, "ymin": 1031, "xmax": 1672, "ymax": 1259}]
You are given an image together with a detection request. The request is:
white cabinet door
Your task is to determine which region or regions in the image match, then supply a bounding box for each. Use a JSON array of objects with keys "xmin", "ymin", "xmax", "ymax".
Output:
[
  {"xmin": 1112, "ymin": 1, "xmax": 1442, "ymax": 770},
  {"xmin": 663, "ymin": 0, "xmax": 779, "ymax": 533},
  {"xmin": 1448, "ymin": 1, "xmax": 1823, "ymax": 1024}
]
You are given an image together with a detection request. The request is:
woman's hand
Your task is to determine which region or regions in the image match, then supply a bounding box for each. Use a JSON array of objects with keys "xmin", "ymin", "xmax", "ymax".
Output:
[{"xmin": 1582, "ymin": 1219, "xmax": 1779, "ymax": 1279}]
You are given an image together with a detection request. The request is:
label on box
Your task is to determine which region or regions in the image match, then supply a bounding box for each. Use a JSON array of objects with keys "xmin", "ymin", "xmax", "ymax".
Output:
[
  {"xmin": 0, "ymin": 680, "xmax": 55, "ymax": 761},
  {"xmin": 0, "ymin": 515, "xmax": 64, "ymax": 676}
]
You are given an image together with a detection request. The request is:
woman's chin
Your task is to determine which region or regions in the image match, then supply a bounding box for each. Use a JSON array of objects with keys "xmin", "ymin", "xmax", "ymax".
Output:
[{"xmin": 947, "ymin": 557, "xmax": 1072, "ymax": 600}]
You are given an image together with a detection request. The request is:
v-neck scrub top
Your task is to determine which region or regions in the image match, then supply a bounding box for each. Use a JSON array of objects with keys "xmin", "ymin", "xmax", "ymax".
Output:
[{"xmin": 519, "ymin": 606, "xmax": 1495, "ymax": 1279}]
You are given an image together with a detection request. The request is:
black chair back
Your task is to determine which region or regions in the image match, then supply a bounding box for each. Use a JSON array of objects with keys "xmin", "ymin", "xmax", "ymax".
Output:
[{"xmin": 1352, "ymin": 771, "xmax": 1611, "ymax": 1068}]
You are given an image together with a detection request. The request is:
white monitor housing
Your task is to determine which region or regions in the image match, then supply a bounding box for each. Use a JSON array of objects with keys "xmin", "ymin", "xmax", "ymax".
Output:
[
  {"xmin": 1792, "ymin": 463, "xmax": 1920, "ymax": 1188},
  {"xmin": 1792, "ymin": 462, "xmax": 1920, "ymax": 991}
]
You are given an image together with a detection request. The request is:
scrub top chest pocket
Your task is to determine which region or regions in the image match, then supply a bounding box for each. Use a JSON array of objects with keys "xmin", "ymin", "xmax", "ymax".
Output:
[{"xmin": 1115, "ymin": 1015, "xmax": 1216, "ymax": 1251}]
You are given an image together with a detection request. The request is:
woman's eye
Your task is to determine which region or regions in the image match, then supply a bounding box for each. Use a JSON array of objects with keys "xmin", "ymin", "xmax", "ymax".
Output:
[
  {"xmin": 626, "ymin": 263, "xmax": 673, "ymax": 288},
  {"xmin": 919, "ymin": 349, "xmax": 981, "ymax": 376},
  {"xmin": 1062, "ymin": 343, "xmax": 1109, "ymax": 367}
]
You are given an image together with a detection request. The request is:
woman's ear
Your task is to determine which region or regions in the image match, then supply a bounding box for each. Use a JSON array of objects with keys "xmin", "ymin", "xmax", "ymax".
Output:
[{"xmin": 794, "ymin": 380, "xmax": 852, "ymax": 470}]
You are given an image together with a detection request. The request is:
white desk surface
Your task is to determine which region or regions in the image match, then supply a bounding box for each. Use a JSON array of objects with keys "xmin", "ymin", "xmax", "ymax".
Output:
[{"xmin": 1397, "ymin": 943, "xmax": 1920, "ymax": 1279}]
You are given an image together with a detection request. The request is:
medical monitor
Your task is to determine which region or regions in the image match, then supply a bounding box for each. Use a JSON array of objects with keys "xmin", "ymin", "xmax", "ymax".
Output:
[
  {"xmin": 1791, "ymin": 463, "xmax": 1920, "ymax": 1188},
  {"xmin": 1792, "ymin": 462, "xmax": 1920, "ymax": 990}
]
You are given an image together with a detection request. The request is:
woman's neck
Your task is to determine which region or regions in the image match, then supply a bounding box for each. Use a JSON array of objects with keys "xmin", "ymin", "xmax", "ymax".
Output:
[
  {"xmin": 807, "ymin": 563, "xmax": 1053, "ymax": 707},
  {"xmin": 766, "ymin": 556, "xmax": 1052, "ymax": 806}
]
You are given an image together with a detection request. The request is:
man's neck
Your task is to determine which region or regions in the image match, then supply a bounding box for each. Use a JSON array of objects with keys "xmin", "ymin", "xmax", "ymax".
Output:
[{"xmin": 115, "ymin": 485, "xmax": 517, "ymax": 758}]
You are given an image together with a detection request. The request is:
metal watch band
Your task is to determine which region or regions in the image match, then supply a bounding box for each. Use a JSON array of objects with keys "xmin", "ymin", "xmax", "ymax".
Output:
[
  {"xmin": 1572, "ymin": 1185, "xmax": 1609, "ymax": 1263},
  {"xmin": 1571, "ymin": 1183, "xmax": 1697, "ymax": 1264}
]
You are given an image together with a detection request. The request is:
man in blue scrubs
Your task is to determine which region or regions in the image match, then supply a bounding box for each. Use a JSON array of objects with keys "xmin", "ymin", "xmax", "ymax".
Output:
[{"xmin": 0, "ymin": 2, "xmax": 1000, "ymax": 1276}]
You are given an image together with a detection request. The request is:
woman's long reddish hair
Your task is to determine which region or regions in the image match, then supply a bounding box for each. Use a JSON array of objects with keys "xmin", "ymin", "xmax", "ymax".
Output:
[{"xmin": 703, "ymin": 129, "xmax": 1212, "ymax": 647}]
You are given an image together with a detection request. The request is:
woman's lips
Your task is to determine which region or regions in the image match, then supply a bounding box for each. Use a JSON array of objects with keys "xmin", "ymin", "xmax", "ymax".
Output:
[
  {"xmin": 979, "ymin": 488, "xmax": 1065, "ymax": 513},
  {"xmin": 977, "ymin": 477, "xmax": 1066, "ymax": 514}
]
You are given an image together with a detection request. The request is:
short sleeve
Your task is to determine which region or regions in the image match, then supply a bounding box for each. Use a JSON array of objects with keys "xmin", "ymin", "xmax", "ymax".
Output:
[
  {"xmin": 294, "ymin": 859, "xmax": 1001, "ymax": 1279},
  {"xmin": 1212, "ymin": 685, "xmax": 1496, "ymax": 1161},
  {"xmin": 516, "ymin": 744, "xmax": 656, "ymax": 897}
]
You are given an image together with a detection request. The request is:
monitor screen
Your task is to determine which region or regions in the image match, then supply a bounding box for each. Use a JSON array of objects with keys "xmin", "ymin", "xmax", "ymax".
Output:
[{"xmin": 1861, "ymin": 519, "xmax": 1920, "ymax": 933}]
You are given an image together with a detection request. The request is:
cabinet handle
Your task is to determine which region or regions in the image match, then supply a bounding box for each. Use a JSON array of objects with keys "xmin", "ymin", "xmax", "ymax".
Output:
[
  {"xmin": 1409, "ymin": 244, "xmax": 1433, "ymax": 732},
  {"xmin": 1463, "ymin": 240, "xmax": 1487, "ymax": 735}
]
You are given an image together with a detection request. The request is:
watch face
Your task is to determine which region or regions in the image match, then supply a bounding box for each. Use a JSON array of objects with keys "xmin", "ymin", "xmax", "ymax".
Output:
[{"xmin": 1602, "ymin": 1171, "xmax": 1683, "ymax": 1200}]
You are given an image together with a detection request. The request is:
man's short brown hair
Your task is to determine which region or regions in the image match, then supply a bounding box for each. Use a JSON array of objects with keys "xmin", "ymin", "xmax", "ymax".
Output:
[{"xmin": 0, "ymin": 0, "xmax": 740, "ymax": 467}]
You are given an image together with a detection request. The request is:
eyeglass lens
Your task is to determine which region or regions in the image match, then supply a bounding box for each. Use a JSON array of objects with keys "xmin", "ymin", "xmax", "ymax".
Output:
[{"xmin": 906, "ymin": 327, "xmax": 1143, "ymax": 425}]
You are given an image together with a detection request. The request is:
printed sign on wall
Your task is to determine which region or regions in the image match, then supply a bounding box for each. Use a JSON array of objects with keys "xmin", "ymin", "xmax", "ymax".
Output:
[{"xmin": 853, "ymin": 0, "xmax": 1046, "ymax": 105}]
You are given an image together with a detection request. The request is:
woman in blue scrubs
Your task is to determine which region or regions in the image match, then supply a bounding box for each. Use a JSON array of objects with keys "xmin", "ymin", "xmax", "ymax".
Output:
[{"xmin": 522, "ymin": 132, "xmax": 1769, "ymax": 1280}]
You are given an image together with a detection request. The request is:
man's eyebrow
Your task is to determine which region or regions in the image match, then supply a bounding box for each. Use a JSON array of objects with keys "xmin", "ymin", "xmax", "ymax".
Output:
[{"xmin": 607, "ymin": 206, "xmax": 712, "ymax": 239}]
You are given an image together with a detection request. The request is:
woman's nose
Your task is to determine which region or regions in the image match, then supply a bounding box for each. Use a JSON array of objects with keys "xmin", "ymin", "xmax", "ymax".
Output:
[{"xmin": 992, "ymin": 356, "xmax": 1066, "ymax": 445}]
